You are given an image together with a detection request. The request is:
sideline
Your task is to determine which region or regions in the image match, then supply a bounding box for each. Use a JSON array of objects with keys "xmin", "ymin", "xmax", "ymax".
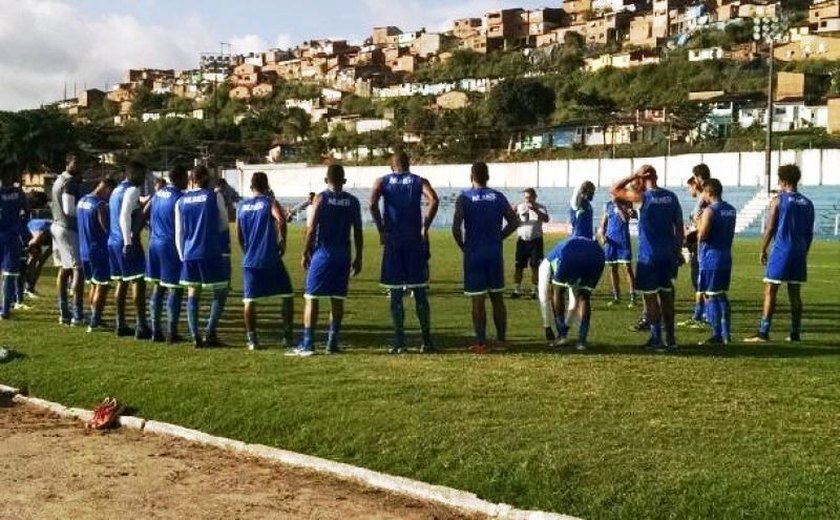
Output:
[{"xmin": 0, "ymin": 384, "xmax": 580, "ymax": 520}]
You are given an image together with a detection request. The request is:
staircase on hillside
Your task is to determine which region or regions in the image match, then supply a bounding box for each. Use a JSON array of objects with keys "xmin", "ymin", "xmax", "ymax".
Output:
[{"xmin": 735, "ymin": 190, "xmax": 771, "ymax": 234}]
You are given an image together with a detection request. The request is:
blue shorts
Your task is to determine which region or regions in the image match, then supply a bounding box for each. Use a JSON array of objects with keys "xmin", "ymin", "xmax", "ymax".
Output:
[
  {"xmin": 243, "ymin": 264, "xmax": 293, "ymax": 302},
  {"xmin": 765, "ymin": 248, "xmax": 807, "ymax": 284},
  {"xmin": 146, "ymin": 240, "xmax": 182, "ymax": 288},
  {"xmin": 636, "ymin": 258, "xmax": 678, "ymax": 293},
  {"xmin": 552, "ymin": 244, "xmax": 605, "ymax": 293},
  {"xmin": 698, "ymin": 269, "xmax": 731, "ymax": 295},
  {"xmin": 108, "ymin": 244, "xmax": 145, "ymax": 281},
  {"xmin": 463, "ymin": 248, "xmax": 505, "ymax": 296},
  {"xmin": 380, "ymin": 240, "xmax": 429, "ymax": 288},
  {"xmin": 604, "ymin": 239, "xmax": 632, "ymax": 264},
  {"xmin": 306, "ymin": 249, "xmax": 351, "ymax": 299},
  {"xmin": 180, "ymin": 256, "xmax": 229, "ymax": 289},
  {"xmin": 0, "ymin": 236, "xmax": 21, "ymax": 276},
  {"xmin": 82, "ymin": 250, "xmax": 111, "ymax": 285}
]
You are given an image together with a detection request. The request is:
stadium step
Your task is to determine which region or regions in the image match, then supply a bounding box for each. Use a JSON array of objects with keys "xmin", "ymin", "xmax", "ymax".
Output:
[{"xmin": 735, "ymin": 190, "xmax": 770, "ymax": 234}]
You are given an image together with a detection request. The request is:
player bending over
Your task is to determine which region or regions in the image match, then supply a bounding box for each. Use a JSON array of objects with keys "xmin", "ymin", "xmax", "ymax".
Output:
[
  {"xmin": 289, "ymin": 164, "xmax": 363, "ymax": 356},
  {"xmin": 237, "ymin": 172, "xmax": 294, "ymax": 350},
  {"xmin": 745, "ymin": 164, "xmax": 814, "ymax": 343},
  {"xmin": 452, "ymin": 162, "xmax": 519, "ymax": 354},
  {"xmin": 549, "ymin": 237, "xmax": 606, "ymax": 350}
]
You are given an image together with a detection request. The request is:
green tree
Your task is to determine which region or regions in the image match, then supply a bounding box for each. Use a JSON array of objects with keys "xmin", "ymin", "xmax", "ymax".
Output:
[{"xmin": 487, "ymin": 78, "xmax": 556, "ymax": 152}]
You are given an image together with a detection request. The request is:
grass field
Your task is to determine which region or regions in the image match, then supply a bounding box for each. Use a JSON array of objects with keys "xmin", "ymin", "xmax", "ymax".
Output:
[{"xmin": 2, "ymin": 228, "xmax": 839, "ymax": 519}]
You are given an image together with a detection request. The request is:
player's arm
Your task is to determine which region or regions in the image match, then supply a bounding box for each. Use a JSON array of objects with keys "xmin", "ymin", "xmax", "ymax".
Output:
[
  {"xmin": 215, "ymin": 191, "xmax": 228, "ymax": 233},
  {"xmin": 451, "ymin": 195, "xmax": 465, "ymax": 250},
  {"xmin": 368, "ymin": 177, "xmax": 385, "ymax": 244},
  {"xmin": 610, "ymin": 166, "xmax": 649, "ymax": 204},
  {"xmin": 61, "ymin": 182, "xmax": 77, "ymax": 220},
  {"xmin": 352, "ymin": 198, "xmax": 364, "ymax": 276},
  {"xmin": 174, "ymin": 202, "xmax": 184, "ymax": 261},
  {"xmin": 597, "ymin": 206, "xmax": 608, "ymax": 243},
  {"xmin": 271, "ymin": 200, "xmax": 288, "ymax": 255},
  {"xmin": 534, "ymin": 202, "xmax": 550, "ymax": 223},
  {"xmin": 120, "ymin": 186, "xmax": 140, "ymax": 250},
  {"xmin": 760, "ymin": 196, "xmax": 780, "ymax": 265},
  {"xmin": 235, "ymin": 210, "xmax": 245, "ymax": 252},
  {"xmin": 696, "ymin": 206, "xmax": 713, "ymax": 243},
  {"xmin": 301, "ymin": 194, "xmax": 322, "ymax": 270},
  {"xmin": 673, "ymin": 202, "xmax": 685, "ymax": 249},
  {"xmin": 421, "ymin": 178, "xmax": 439, "ymax": 241},
  {"xmin": 501, "ymin": 204, "xmax": 521, "ymax": 240},
  {"xmin": 96, "ymin": 201, "xmax": 109, "ymax": 235}
]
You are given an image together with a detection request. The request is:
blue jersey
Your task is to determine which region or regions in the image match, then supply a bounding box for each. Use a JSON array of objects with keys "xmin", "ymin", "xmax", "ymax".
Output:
[
  {"xmin": 313, "ymin": 189, "xmax": 360, "ymax": 255},
  {"xmin": 459, "ymin": 187, "xmax": 511, "ymax": 253},
  {"xmin": 604, "ymin": 201, "xmax": 631, "ymax": 248},
  {"xmin": 771, "ymin": 191, "xmax": 815, "ymax": 257},
  {"xmin": 149, "ymin": 186, "xmax": 182, "ymax": 243},
  {"xmin": 27, "ymin": 219, "xmax": 51, "ymax": 234},
  {"xmin": 237, "ymin": 194, "xmax": 279, "ymax": 269},
  {"xmin": 108, "ymin": 180, "xmax": 142, "ymax": 247},
  {"xmin": 699, "ymin": 201, "xmax": 736, "ymax": 270},
  {"xmin": 570, "ymin": 199, "xmax": 594, "ymax": 239},
  {"xmin": 77, "ymin": 194, "xmax": 108, "ymax": 260},
  {"xmin": 381, "ymin": 172, "xmax": 423, "ymax": 243},
  {"xmin": 637, "ymin": 188, "xmax": 683, "ymax": 263},
  {"xmin": 178, "ymin": 188, "xmax": 222, "ymax": 261},
  {"xmin": 0, "ymin": 186, "xmax": 25, "ymax": 237}
]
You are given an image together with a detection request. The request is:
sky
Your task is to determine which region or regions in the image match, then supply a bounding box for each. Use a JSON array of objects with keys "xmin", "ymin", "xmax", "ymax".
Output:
[{"xmin": 0, "ymin": 0, "xmax": 556, "ymax": 110}]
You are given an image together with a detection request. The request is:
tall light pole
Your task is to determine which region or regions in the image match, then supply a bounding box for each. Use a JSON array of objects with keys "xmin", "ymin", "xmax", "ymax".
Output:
[{"xmin": 754, "ymin": 16, "xmax": 787, "ymax": 194}]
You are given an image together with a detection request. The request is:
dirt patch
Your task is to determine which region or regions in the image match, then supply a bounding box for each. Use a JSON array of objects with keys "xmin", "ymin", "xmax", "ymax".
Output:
[{"xmin": 0, "ymin": 400, "xmax": 483, "ymax": 520}]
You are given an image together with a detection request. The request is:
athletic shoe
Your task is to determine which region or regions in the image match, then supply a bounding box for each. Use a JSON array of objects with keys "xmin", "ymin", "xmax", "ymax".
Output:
[
  {"xmin": 135, "ymin": 328, "xmax": 152, "ymax": 341},
  {"xmin": 677, "ymin": 318, "xmax": 705, "ymax": 329},
  {"xmin": 553, "ymin": 336, "xmax": 571, "ymax": 348},
  {"xmin": 203, "ymin": 335, "xmax": 224, "ymax": 348},
  {"xmin": 544, "ymin": 327, "xmax": 556, "ymax": 347},
  {"xmin": 59, "ymin": 317, "xmax": 71, "ymax": 326},
  {"xmin": 630, "ymin": 319, "xmax": 650, "ymax": 332},
  {"xmin": 247, "ymin": 340, "xmax": 260, "ymax": 351},
  {"xmin": 643, "ymin": 338, "xmax": 667, "ymax": 353},
  {"xmin": 744, "ymin": 334, "xmax": 769, "ymax": 343},
  {"xmin": 285, "ymin": 346, "xmax": 315, "ymax": 357},
  {"xmin": 699, "ymin": 336, "xmax": 724, "ymax": 346},
  {"xmin": 151, "ymin": 331, "xmax": 166, "ymax": 343},
  {"xmin": 13, "ymin": 302, "xmax": 32, "ymax": 311},
  {"xmin": 86, "ymin": 323, "xmax": 110, "ymax": 333},
  {"xmin": 24, "ymin": 290, "xmax": 40, "ymax": 300},
  {"xmin": 786, "ymin": 334, "xmax": 801, "ymax": 342},
  {"xmin": 575, "ymin": 342, "xmax": 588, "ymax": 351},
  {"xmin": 388, "ymin": 346, "xmax": 406, "ymax": 354},
  {"xmin": 86, "ymin": 397, "xmax": 121, "ymax": 430},
  {"xmin": 419, "ymin": 344, "xmax": 438, "ymax": 354},
  {"xmin": 469, "ymin": 344, "xmax": 488, "ymax": 354},
  {"xmin": 115, "ymin": 326, "xmax": 135, "ymax": 337},
  {"xmin": 192, "ymin": 336, "xmax": 205, "ymax": 349}
]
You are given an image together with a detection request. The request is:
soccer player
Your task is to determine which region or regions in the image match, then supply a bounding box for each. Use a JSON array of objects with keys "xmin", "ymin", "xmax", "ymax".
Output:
[
  {"xmin": 680, "ymin": 163, "xmax": 712, "ymax": 329},
  {"xmin": 598, "ymin": 197, "xmax": 636, "ymax": 307},
  {"xmin": 175, "ymin": 166, "xmax": 230, "ymax": 348},
  {"xmin": 0, "ymin": 164, "xmax": 28, "ymax": 319},
  {"xmin": 146, "ymin": 166, "xmax": 189, "ymax": 343},
  {"xmin": 237, "ymin": 172, "xmax": 294, "ymax": 350},
  {"xmin": 611, "ymin": 165, "xmax": 684, "ymax": 351},
  {"xmin": 22, "ymin": 217, "xmax": 52, "ymax": 299},
  {"xmin": 549, "ymin": 237, "xmax": 606, "ymax": 350},
  {"xmin": 746, "ymin": 164, "xmax": 815, "ymax": 343},
  {"xmin": 77, "ymin": 178, "xmax": 116, "ymax": 332},
  {"xmin": 50, "ymin": 152, "xmax": 84, "ymax": 325},
  {"xmin": 109, "ymin": 161, "xmax": 151, "ymax": 339},
  {"xmin": 452, "ymin": 162, "xmax": 520, "ymax": 354},
  {"xmin": 569, "ymin": 181, "xmax": 595, "ymax": 238},
  {"xmin": 696, "ymin": 178, "xmax": 736, "ymax": 345},
  {"xmin": 290, "ymin": 164, "xmax": 363, "ymax": 356},
  {"xmin": 511, "ymin": 188, "xmax": 549, "ymax": 299},
  {"xmin": 369, "ymin": 152, "xmax": 439, "ymax": 354}
]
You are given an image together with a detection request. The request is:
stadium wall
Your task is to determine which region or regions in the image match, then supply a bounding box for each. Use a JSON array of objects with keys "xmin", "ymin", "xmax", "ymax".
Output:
[{"xmin": 223, "ymin": 149, "xmax": 840, "ymax": 198}]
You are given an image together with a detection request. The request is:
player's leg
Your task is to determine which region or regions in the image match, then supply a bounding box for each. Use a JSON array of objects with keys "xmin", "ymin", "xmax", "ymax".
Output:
[
  {"xmin": 608, "ymin": 263, "xmax": 620, "ymax": 305},
  {"xmin": 281, "ymin": 296, "xmax": 294, "ymax": 348},
  {"xmin": 624, "ymin": 262, "xmax": 637, "ymax": 307},
  {"xmin": 203, "ymin": 256, "xmax": 229, "ymax": 345},
  {"xmin": 205, "ymin": 285, "xmax": 228, "ymax": 344},
  {"xmin": 327, "ymin": 297, "xmax": 344, "ymax": 353},
  {"xmin": 489, "ymin": 290, "xmax": 507, "ymax": 344},
  {"xmin": 186, "ymin": 285, "xmax": 203, "ymax": 347},
  {"xmin": 114, "ymin": 280, "xmax": 130, "ymax": 335},
  {"xmin": 537, "ymin": 259, "xmax": 554, "ymax": 344},
  {"xmin": 289, "ymin": 296, "xmax": 318, "ymax": 356},
  {"xmin": 787, "ymin": 283, "xmax": 803, "ymax": 341},
  {"xmin": 551, "ymin": 282, "xmax": 568, "ymax": 343},
  {"xmin": 165, "ymin": 286, "xmax": 184, "ymax": 343},
  {"xmin": 70, "ymin": 266, "xmax": 84, "ymax": 325},
  {"xmin": 90, "ymin": 283, "xmax": 110, "ymax": 332},
  {"xmin": 56, "ymin": 268, "xmax": 71, "ymax": 323},
  {"xmin": 575, "ymin": 289, "xmax": 593, "ymax": 350},
  {"xmin": 388, "ymin": 288, "xmax": 406, "ymax": 353},
  {"xmin": 149, "ymin": 282, "xmax": 165, "ymax": 341},
  {"xmin": 470, "ymin": 294, "xmax": 488, "ymax": 351},
  {"xmin": 565, "ymin": 286, "xmax": 578, "ymax": 331},
  {"xmin": 746, "ymin": 282, "xmax": 779, "ymax": 342},
  {"xmin": 660, "ymin": 285, "xmax": 676, "ymax": 348},
  {"xmin": 243, "ymin": 299, "xmax": 258, "ymax": 349},
  {"xmin": 528, "ymin": 239, "xmax": 542, "ymax": 299},
  {"xmin": 512, "ymin": 239, "xmax": 525, "ymax": 298},
  {"xmin": 0, "ymin": 273, "xmax": 13, "ymax": 318},
  {"xmin": 643, "ymin": 292, "xmax": 663, "ymax": 348},
  {"xmin": 412, "ymin": 287, "xmax": 433, "ymax": 351}
]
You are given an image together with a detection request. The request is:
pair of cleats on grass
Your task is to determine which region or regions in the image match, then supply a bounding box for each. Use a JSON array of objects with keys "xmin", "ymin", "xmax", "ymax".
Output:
[{"xmin": 86, "ymin": 397, "xmax": 121, "ymax": 430}]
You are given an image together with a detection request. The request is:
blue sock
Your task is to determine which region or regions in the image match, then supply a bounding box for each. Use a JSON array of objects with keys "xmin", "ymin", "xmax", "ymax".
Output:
[
  {"xmin": 167, "ymin": 289, "xmax": 183, "ymax": 338},
  {"xmin": 651, "ymin": 322, "xmax": 662, "ymax": 345},
  {"xmin": 186, "ymin": 295, "xmax": 199, "ymax": 339},
  {"xmin": 206, "ymin": 288, "xmax": 228, "ymax": 337},
  {"xmin": 1, "ymin": 275, "xmax": 14, "ymax": 315},
  {"xmin": 327, "ymin": 321, "xmax": 340, "ymax": 349},
  {"xmin": 302, "ymin": 327, "xmax": 314, "ymax": 349},
  {"xmin": 73, "ymin": 299, "xmax": 84, "ymax": 323},
  {"xmin": 707, "ymin": 298, "xmax": 721, "ymax": 339},
  {"xmin": 555, "ymin": 315, "xmax": 567, "ymax": 337},
  {"xmin": 475, "ymin": 323, "xmax": 487, "ymax": 345},
  {"xmin": 718, "ymin": 296, "xmax": 731, "ymax": 340},
  {"xmin": 758, "ymin": 316, "xmax": 772, "ymax": 337},
  {"xmin": 692, "ymin": 299, "xmax": 704, "ymax": 321},
  {"xmin": 413, "ymin": 288, "xmax": 432, "ymax": 344},
  {"xmin": 578, "ymin": 318, "xmax": 590, "ymax": 344},
  {"xmin": 389, "ymin": 289, "xmax": 406, "ymax": 348},
  {"xmin": 58, "ymin": 292, "xmax": 69, "ymax": 321},
  {"xmin": 150, "ymin": 286, "xmax": 164, "ymax": 334}
]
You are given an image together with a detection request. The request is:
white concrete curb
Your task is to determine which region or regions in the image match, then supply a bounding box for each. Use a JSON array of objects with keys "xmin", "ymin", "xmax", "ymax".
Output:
[
  {"xmin": 0, "ymin": 384, "xmax": 20, "ymax": 394},
  {"xmin": 0, "ymin": 385, "xmax": 581, "ymax": 520}
]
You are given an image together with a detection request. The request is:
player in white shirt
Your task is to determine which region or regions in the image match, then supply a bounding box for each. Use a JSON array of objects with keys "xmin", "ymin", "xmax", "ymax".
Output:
[{"xmin": 511, "ymin": 188, "xmax": 549, "ymax": 299}]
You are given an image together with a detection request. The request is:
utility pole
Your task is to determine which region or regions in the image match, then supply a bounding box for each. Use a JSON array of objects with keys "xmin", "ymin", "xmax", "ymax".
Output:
[{"xmin": 754, "ymin": 16, "xmax": 787, "ymax": 195}]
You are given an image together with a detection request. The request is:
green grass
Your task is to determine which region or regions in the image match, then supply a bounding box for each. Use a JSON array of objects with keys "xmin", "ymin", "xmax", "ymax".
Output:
[{"xmin": 2, "ymin": 229, "xmax": 839, "ymax": 519}]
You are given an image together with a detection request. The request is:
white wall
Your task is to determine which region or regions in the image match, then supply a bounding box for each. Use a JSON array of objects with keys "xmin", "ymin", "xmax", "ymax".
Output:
[{"xmin": 226, "ymin": 149, "xmax": 840, "ymax": 197}]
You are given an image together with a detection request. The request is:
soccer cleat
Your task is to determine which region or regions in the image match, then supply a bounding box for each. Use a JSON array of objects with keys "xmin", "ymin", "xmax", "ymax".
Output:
[
  {"xmin": 677, "ymin": 318, "xmax": 705, "ymax": 329},
  {"xmin": 115, "ymin": 326, "xmax": 135, "ymax": 337},
  {"xmin": 13, "ymin": 302, "xmax": 32, "ymax": 311},
  {"xmin": 628, "ymin": 300, "xmax": 637, "ymax": 309},
  {"xmin": 86, "ymin": 397, "xmax": 121, "ymax": 430},
  {"xmin": 786, "ymin": 334, "xmax": 801, "ymax": 343},
  {"xmin": 544, "ymin": 327, "xmax": 556, "ymax": 347},
  {"xmin": 70, "ymin": 318, "xmax": 85, "ymax": 327},
  {"xmin": 135, "ymin": 328, "xmax": 152, "ymax": 341},
  {"xmin": 285, "ymin": 346, "xmax": 315, "ymax": 357},
  {"xmin": 388, "ymin": 346, "xmax": 406, "ymax": 354},
  {"xmin": 744, "ymin": 334, "xmax": 769, "ymax": 343},
  {"xmin": 24, "ymin": 290, "xmax": 40, "ymax": 300},
  {"xmin": 553, "ymin": 336, "xmax": 571, "ymax": 348},
  {"xmin": 59, "ymin": 316, "xmax": 72, "ymax": 326},
  {"xmin": 575, "ymin": 342, "xmax": 588, "ymax": 351},
  {"xmin": 469, "ymin": 344, "xmax": 488, "ymax": 354},
  {"xmin": 419, "ymin": 344, "xmax": 438, "ymax": 354},
  {"xmin": 151, "ymin": 331, "xmax": 166, "ymax": 343},
  {"xmin": 86, "ymin": 323, "xmax": 110, "ymax": 333},
  {"xmin": 247, "ymin": 340, "xmax": 260, "ymax": 351},
  {"xmin": 630, "ymin": 319, "xmax": 650, "ymax": 332},
  {"xmin": 192, "ymin": 336, "xmax": 205, "ymax": 349},
  {"xmin": 699, "ymin": 336, "xmax": 724, "ymax": 346}
]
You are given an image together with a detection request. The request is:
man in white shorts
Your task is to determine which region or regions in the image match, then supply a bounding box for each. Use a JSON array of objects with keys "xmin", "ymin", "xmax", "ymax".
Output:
[{"xmin": 50, "ymin": 152, "xmax": 84, "ymax": 325}]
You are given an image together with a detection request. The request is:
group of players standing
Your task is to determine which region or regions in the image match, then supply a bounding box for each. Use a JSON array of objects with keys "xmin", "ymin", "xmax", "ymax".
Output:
[{"xmin": 0, "ymin": 150, "xmax": 815, "ymax": 352}]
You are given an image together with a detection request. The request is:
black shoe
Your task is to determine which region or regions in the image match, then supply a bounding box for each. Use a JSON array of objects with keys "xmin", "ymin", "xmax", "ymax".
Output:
[
  {"xmin": 166, "ymin": 333, "xmax": 184, "ymax": 344},
  {"xmin": 151, "ymin": 331, "xmax": 166, "ymax": 343},
  {"xmin": 545, "ymin": 327, "xmax": 556, "ymax": 342},
  {"xmin": 510, "ymin": 291, "xmax": 522, "ymax": 300},
  {"xmin": 786, "ymin": 334, "xmax": 801, "ymax": 342},
  {"xmin": 135, "ymin": 328, "xmax": 152, "ymax": 340},
  {"xmin": 193, "ymin": 336, "xmax": 205, "ymax": 349},
  {"xmin": 643, "ymin": 338, "xmax": 667, "ymax": 352},
  {"xmin": 420, "ymin": 344, "xmax": 438, "ymax": 354},
  {"xmin": 115, "ymin": 326, "xmax": 135, "ymax": 337},
  {"xmin": 203, "ymin": 335, "xmax": 224, "ymax": 348},
  {"xmin": 325, "ymin": 346, "xmax": 342, "ymax": 355}
]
